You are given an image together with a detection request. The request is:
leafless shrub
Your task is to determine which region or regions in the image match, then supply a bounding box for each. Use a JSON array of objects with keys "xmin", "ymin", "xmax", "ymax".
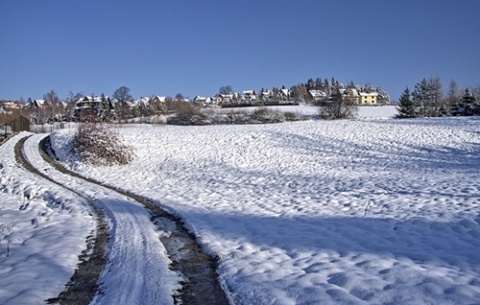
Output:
[
  {"xmin": 250, "ymin": 107, "xmax": 285, "ymax": 123},
  {"xmin": 73, "ymin": 123, "xmax": 134, "ymax": 166},
  {"xmin": 167, "ymin": 103, "xmax": 211, "ymax": 125},
  {"xmin": 167, "ymin": 106, "xmax": 308, "ymax": 125},
  {"xmin": 283, "ymin": 111, "xmax": 300, "ymax": 121},
  {"xmin": 319, "ymin": 94, "xmax": 358, "ymax": 120}
]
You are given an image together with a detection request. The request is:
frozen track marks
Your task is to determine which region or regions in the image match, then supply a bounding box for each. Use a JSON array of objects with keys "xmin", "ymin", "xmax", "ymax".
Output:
[
  {"xmin": 23, "ymin": 134, "xmax": 231, "ymax": 305},
  {"xmin": 14, "ymin": 135, "xmax": 108, "ymax": 305}
]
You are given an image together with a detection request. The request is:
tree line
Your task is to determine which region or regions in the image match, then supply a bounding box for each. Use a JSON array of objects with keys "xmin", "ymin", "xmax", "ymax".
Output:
[
  {"xmin": 2, "ymin": 77, "xmax": 479, "ymax": 125},
  {"xmin": 1, "ymin": 86, "xmax": 195, "ymax": 124},
  {"xmin": 397, "ymin": 77, "xmax": 480, "ymax": 118}
]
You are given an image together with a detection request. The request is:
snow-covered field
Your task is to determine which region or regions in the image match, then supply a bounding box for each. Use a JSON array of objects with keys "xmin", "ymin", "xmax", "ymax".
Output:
[{"xmin": 2, "ymin": 106, "xmax": 480, "ymax": 304}]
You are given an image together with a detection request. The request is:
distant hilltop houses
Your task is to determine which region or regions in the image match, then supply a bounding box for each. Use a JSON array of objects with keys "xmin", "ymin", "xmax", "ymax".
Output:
[
  {"xmin": 195, "ymin": 85, "xmax": 389, "ymax": 108},
  {"xmin": 307, "ymin": 88, "xmax": 382, "ymax": 105},
  {"xmin": 194, "ymin": 88, "xmax": 297, "ymax": 107},
  {"xmin": 0, "ymin": 78, "xmax": 391, "ymax": 126}
]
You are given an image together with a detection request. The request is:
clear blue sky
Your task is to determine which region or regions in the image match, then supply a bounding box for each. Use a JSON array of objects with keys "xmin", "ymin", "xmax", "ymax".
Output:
[{"xmin": 1, "ymin": 0, "xmax": 479, "ymax": 101}]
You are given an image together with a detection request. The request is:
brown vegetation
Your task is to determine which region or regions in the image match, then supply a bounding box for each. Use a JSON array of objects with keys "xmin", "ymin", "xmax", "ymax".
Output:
[{"xmin": 73, "ymin": 123, "xmax": 134, "ymax": 166}]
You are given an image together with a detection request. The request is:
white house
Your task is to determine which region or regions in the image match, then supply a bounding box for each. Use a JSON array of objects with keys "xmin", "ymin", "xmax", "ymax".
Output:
[
  {"xmin": 193, "ymin": 96, "xmax": 213, "ymax": 105},
  {"xmin": 309, "ymin": 90, "xmax": 327, "ymax": 102},
  {"xmin": 214, "ymin": 93, "xmax": 236, "ymax": 104},
  {"xmin": 242, "ymin": 90, "xmax": 257, "ymax": 102},
  {"xmin": 279, "ymin": 88, "xmax": 291, "ymax": 100},
  {"xmin": 31, "ymin": 99, "xmax": 46, "ymax": 108},
  {"xmin": 151, "ymin": 96, "xmax": 166, "ymax": 104}
]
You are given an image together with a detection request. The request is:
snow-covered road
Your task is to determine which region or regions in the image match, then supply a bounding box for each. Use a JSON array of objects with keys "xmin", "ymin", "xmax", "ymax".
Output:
[{"xmin": 22, "ymin": 134, "xmax": 181, "ymax": 305}]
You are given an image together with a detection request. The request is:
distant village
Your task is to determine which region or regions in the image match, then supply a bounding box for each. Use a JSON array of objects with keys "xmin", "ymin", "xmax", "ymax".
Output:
[{"xmin": 1, "ymin": 79, "xmax": 391, "ymax": 134}]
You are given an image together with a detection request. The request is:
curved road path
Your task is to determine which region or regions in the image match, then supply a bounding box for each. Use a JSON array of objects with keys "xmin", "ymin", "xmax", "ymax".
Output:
[
  {"xmin": 14, "ymin": 136, "xmax": 108, "ymax": 305},
  {"xmin": 19, "ymin": 134, "xmax": 231, "ymax": 305}
]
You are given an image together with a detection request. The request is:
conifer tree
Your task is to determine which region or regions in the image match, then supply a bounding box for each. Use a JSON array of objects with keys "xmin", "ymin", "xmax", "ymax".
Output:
[
  {"xmin": 412, "ymin": 78, "xmax": 435, "ymax": 117},
  {"xmin": 396, "ymin": 87, "xmax": 416, "ymax": 118},
  {"xmin": 324, "ymin": 79, "xmax": 330, "ymax": 94},
  {"xmin": 456, "ymin": 89, "xmax": 479, "ymax": 116}
]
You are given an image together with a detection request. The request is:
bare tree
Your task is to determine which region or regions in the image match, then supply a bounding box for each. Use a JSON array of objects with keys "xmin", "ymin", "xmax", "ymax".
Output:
[
  {"xmin": 112, "ymin": 86, "xmax": 133, "ymax": 122},
  {"xmin": 319, "ymin": 88, "xmax": 358, "ymax": 119},
  {"xmin": 431, "ymin": 76, "xmax": 444, "ymax": 115},
  {"xmin": 471, "ymin": 83, "xmax": 480, "ymax": 98},
  {"xmin": 446, "ymin": 79, "xmax": 461, "ymax": 115},
  {"xmin": 43, "ymin": 90, "xmax": 61, "ymax": 122},
  {"xmin": 67, "ymin": 91, "xmax": 84, "ymax": 121}
]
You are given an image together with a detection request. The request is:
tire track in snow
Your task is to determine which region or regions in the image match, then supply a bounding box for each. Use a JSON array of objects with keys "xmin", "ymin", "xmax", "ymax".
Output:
[
  {"xmin": 27, "ymin": 134, "xmax": 231, "ymax": 305},
  {"xmin": 15, "ymin": 135, "xmax": 108, "ymax": 305},
  {"xmin": 20, "ymin": 135, "xmax": 179, "ymax": 304}
]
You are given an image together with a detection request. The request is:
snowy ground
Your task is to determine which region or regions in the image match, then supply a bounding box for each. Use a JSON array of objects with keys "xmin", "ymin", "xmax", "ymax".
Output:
[
  {"xmin": 54, "ymin": 107, "xmax": 480, "ymax": 305},
  {"xmin": 2, "ymin": 106, "xmax": 480, "ymax": 304},
  {"xmin": 0, "ymin": 133, "xmax": 95, "ymax": 304}
]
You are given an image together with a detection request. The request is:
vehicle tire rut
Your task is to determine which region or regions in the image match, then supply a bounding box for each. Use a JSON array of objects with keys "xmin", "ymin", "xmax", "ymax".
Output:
[
  {"xmin": 39, "ymin": 135, "xmax": 231, "ymax": 305},
  {"xmin": 15, "ymin": 136, "xmax": 108, "ymax": 305}
]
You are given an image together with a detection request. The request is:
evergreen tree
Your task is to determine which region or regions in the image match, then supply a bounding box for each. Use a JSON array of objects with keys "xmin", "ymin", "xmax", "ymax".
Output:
[
  {"xmin": 315, "ymin": 77, "xmax": 323, "ymax": 90},
  {"xmin": 396, "ymin": 87, "xmax": 416, "ymax": 118},
  {"xmin": 456, "ymin": 89, "xmax": 479, "ymax": 116},
  {"xmin": 347, "ymin": 81, "xmax": 356, "ymax": 89},
  {"xmin": 375, "ymin": 87, "xmax": 391, "ymax": 105},
  {"xmin": 363, "ymin": 83, "xmax": 373, "ymax": 93},
  {"xmin": 324, "ymin": 79, "xmax": 330, "ymax": 94},
  {"xmin": 412, "ymin": 78, "xmax": 436, "ymax": 117},
  {"xmin": 306, "ymin": 78, "xmax": 315, "ymax": 90}
]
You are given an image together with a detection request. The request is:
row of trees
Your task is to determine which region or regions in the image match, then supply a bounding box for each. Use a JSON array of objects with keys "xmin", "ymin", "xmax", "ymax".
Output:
[
  {"xmin": 3, "ymin": 77, "xmax": 479, "ymax": 125},
  {"xmin": 17, "ymin": 86, "xmax": 189, "ymax": 123},
  {"xmin": 397, "ymin": 77, "xmax": 480, "ymax": 118}
]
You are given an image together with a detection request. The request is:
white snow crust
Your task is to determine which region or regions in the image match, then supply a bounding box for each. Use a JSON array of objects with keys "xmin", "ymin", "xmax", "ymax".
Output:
[
  {"xmin": 50, "ymin": 108, "xmax": 480, "ymax": 305},
  {"xmin": 23, "ymin": 134, "xmax": 181, "ymax": 305},
  {"xmin": 0, "ymin": 133, "xmax": 95, "ymax": 304},
  {"xmin": 2, "ymin": 106, "xmax": 480, "ymax": 305}
]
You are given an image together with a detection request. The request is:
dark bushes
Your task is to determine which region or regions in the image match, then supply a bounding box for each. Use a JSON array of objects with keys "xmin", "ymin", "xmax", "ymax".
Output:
[{"xmin": 167, "ymin": 106, "xmax": 306, "ymax": 125}]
